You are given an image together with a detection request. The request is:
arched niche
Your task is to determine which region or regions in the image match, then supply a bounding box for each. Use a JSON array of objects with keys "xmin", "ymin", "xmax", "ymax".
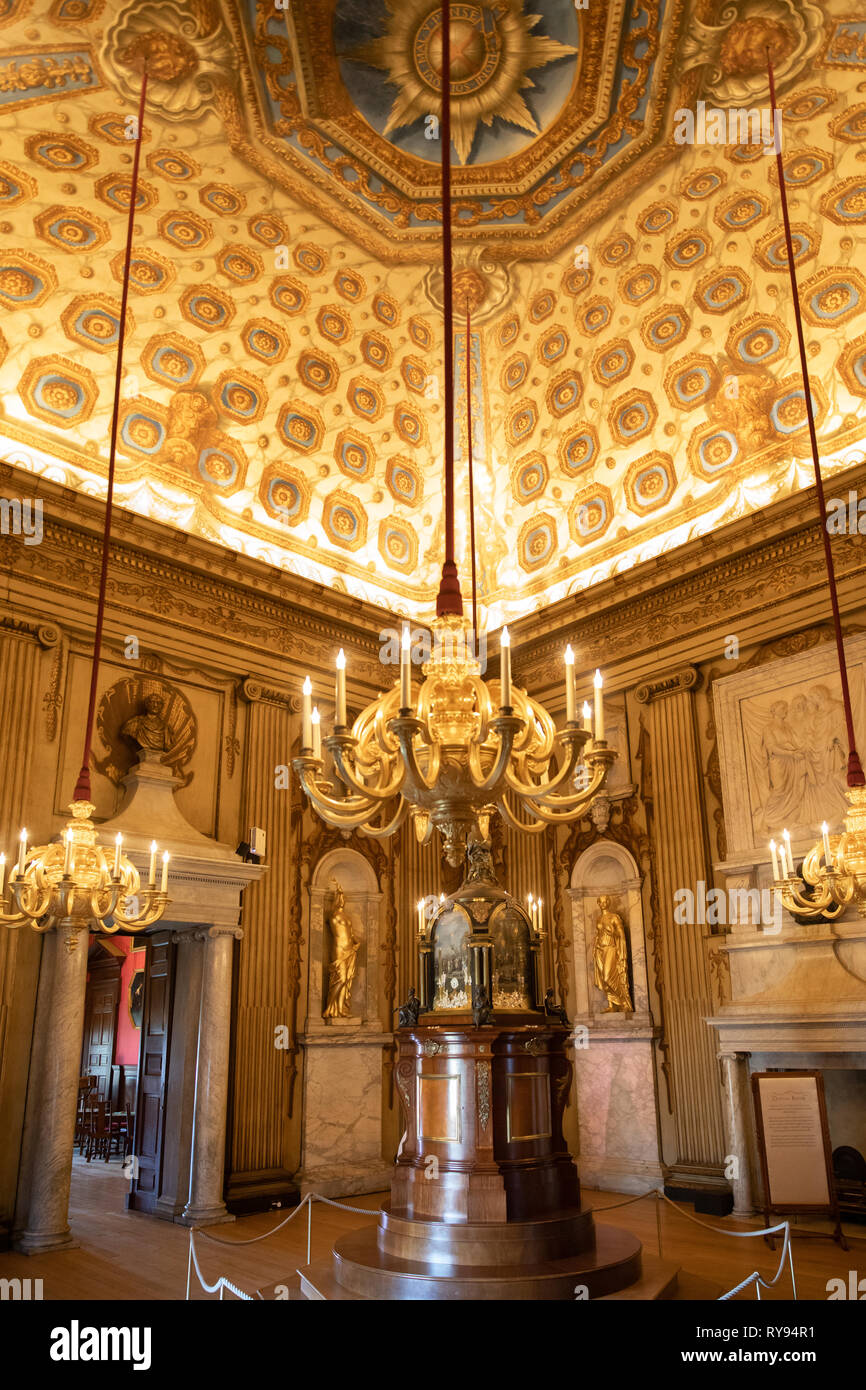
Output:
[
  {"xmin": 568, "ymin": 841, "xmax": 649, "ymax": 1025},
  {"xmin": 307, "ymin": 847, "xmax": 382, "ymax": 1029},
  {"xmin": 567, "ymin": 840, "xmax": 663, "ymax": 1194}
]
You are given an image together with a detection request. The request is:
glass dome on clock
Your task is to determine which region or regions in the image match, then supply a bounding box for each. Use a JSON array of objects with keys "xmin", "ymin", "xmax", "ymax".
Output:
[{"xmin": 418, "ymin": 840, "xmax": 544, "ymax": 1017}]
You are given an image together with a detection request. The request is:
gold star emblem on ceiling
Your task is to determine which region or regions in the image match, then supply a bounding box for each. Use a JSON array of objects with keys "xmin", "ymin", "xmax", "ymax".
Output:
[{"xmin": 353, "ymin": 1, "xmax": 577, "ymax": 165}]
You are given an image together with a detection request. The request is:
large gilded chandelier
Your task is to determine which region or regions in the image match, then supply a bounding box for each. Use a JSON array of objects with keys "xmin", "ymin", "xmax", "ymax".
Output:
[
  {"xmin": 293, "ymin": 7, "xmax": 614, "ymax": 862},
  {"xmin": 294, "ymin": 621, "xmax": 614, "ymax": 865},
  {"xmin": 764, "ymin": 53, "xmax": 866, "ymax": 919},
  {"xmin": 0, "ymin": 68, "xmax": 170, "ymax": 951}
]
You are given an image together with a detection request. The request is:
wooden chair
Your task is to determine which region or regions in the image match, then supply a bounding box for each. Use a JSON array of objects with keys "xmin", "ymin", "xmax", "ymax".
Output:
[
  {"xmin": 84, "ymin": 1101, "xmax": 112, "ymax": 1163},
  {"xmin": 75, "ymin": 1076, "xmax": 98, "ymax": 1149},
  {"xmin": 108, "ymin": 1104, "xmax": 133, "ymax": 1162}
]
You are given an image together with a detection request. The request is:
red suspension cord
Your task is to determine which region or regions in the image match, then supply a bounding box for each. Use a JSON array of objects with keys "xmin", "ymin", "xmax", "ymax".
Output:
[
  {"xmin": 436, "ymin": 2, "xmax": 463, "ymax": 618},
  {"xmin": 767, "ymin": 53, "xmax": 864, "ymax": 787},
  {"xmin": 73, "ymin": 71, "xmax": 149, "ymax": 802},
  {"xmin": 465, "ymin": 305, "xmax": 477, "ymax": 639}
]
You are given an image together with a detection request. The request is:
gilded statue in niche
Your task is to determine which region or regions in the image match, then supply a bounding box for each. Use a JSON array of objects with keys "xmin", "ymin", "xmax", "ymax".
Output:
[
  {"xmin": 592, "ymin": 896, "xmax": 633, "ymax": 1014},
  {"xmin": 95, "ymin": 677, "xmax": 197, "ymax": 789},
  {"xmin": 323, "ymin": 879, "xmax": 360, "ymax": 1020}
]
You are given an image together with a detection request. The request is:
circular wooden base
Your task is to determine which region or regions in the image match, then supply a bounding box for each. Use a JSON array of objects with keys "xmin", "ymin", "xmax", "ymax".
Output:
[{"xmin": 327, "ymin": 1215, "xmax": 642, "ymax": 1300}]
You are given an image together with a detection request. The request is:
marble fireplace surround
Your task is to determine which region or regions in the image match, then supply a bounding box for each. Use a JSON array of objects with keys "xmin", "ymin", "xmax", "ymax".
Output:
[
  {"xmin": 710, "ymin": 638, "xmax": 866, "ymax": 1216},
  {"xmin": 708, "ymin": 913, "xmax": 866, "ymax": 1216}
]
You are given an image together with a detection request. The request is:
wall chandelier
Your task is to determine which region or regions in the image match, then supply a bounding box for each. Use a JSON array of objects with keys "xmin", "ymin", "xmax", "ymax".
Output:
[{"xmin": 293, "ymin": 8, "xmax": 615, "ymax": 861}]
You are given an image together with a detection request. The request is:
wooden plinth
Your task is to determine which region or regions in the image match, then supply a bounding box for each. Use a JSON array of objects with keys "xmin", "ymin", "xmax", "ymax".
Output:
[
  {"xmin": 294, "ymin": 1022, "xmax": 662, "ymax": 1299},
  {"xmin": 302, "ymin": 1218, "xmax": 643, "ymax": 1300}
]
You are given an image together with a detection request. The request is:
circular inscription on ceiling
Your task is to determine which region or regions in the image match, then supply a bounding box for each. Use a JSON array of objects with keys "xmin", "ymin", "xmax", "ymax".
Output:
[{"xmin": 337, "ymin": 0, "xmax": 579, "ymax": 167}]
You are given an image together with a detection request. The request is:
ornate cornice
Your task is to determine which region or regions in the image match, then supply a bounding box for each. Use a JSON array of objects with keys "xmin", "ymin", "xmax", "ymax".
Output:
[
  {"xmin": 510, "ymin": 460, "xmax": 866, "ymax": 687},
  {"xmin": 0, "ymin": 465, "xmax": 393, "ymax": 685}
]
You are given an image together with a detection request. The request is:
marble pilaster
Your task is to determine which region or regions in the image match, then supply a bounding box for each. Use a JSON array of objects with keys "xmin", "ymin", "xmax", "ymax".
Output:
[{"xmin": 635, "ymin": 667, "xmax": 726, "ymax": 1183}]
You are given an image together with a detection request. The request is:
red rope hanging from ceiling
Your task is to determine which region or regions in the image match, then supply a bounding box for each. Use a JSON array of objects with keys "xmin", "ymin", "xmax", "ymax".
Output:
[
  {"xmin": 436, "ymin": 2, "xmax": 464, "ymax": 619},
  {"xmin": 466, "ymin": 305, "xmax": 477, "ymax": 639},
  {"xmin": 73, "ymin": 71, "xmax": 149, "ymax": 803},
  {"xmin": 766, "ymin": 52, "xmax": 864, "ymax": 788}
]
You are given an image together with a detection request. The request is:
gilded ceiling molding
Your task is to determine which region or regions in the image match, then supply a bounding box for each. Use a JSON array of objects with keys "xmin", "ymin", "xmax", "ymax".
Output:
[{"xmin": 102, "ymin": 0, "xmax": 236, "ymax": 120}]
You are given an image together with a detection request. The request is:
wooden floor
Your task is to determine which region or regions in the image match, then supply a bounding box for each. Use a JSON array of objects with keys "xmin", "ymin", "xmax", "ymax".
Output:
[{"xmin": 0, "ymin": 1158, "xmax": 862, "ymax": 1301}]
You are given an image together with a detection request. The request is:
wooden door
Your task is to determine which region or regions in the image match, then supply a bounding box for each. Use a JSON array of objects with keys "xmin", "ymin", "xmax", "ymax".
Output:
[
  {"xmin": 128, "ymin": 932, "xmax": 175, "ymax": 1213},
  {"xmin": 80, "ymin": 956, "xmax": 121, "ymax": 1102}
]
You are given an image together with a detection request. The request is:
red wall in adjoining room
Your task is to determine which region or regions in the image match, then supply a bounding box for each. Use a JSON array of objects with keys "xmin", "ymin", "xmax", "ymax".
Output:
[{"xmin": 116, "ymin": 941, "xmax": 146, "ymax": 1066}]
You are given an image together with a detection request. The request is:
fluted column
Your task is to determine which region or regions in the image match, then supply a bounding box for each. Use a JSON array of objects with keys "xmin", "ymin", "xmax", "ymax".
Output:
[
  {"xmin": 635, "ymin": 667, "xmax": 725, "ymax": 1182},
  {"xmin": 14, "ymin": 923, "xmax": 89, "ymax": 1252},
  {"xmin": 226, "ymin": 680, "xmax": 299, "ymax": 1203},
  {"xmin": 0, "ymin": 623, "xmax": 58, "ymax": 1242},
  {"xmin": 183, "ymin": 926, "xmax": 241, "ymax": 1224}
]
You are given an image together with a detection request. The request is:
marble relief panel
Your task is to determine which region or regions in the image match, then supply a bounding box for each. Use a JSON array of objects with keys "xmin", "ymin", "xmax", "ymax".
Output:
[{"xmin": 714, "ymin": 635, "xmax": 866, "ymax": 856}]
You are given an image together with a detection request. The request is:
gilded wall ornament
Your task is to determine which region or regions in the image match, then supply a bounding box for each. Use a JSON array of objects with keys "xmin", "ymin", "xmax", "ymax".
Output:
[
  {"xmin": 680, "ymin": 0, "xmax": 824, "ymax": 104},
  {"xmin": 423, "ymin": 247, "xmax": 511, "ymax": 326},
  {"xmin": 103, "ymin": 0, "xmax": 235, "ymax": 119}
]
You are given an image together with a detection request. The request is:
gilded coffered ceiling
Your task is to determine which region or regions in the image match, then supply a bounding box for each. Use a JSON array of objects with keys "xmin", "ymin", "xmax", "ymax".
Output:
[{"xmin": 0, "ymin": 0, "xmax": 865, "ymax": 627}]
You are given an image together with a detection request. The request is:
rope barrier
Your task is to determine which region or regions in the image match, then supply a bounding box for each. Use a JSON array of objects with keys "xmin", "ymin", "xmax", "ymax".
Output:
[
  {"xmin": 185, "ymin": 1186, "xmax": 799, "ymax": 1302},
  {"xmin": 185, "ymin": 1191, "xmax": 382, "ymax": 1300},
  {"xmin": 589, "ymin": 1187, "xmax": 798, "ymax": 1300}
]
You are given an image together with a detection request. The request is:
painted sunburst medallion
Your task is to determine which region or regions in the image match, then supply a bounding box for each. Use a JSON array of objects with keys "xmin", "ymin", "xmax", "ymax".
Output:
[{"xmin": 349, "ymin": 0, "xmax": 578, "ymax": 165}]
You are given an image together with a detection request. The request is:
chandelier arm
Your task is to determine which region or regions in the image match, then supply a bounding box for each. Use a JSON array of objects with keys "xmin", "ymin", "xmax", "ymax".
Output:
[
  {"xmin": 502, "ymin": 733, "xmax": 585, "ymax": 801},
  {"xmin": 9, "ymin": 879, "xmax": 54, "ymax": 921},
  {"xmin": 508, "ymin": 796, "xmax": 595, "ymax": 827},
  {"xmin": 328, "ymin": 741, "xmax": 406, "ymax": 802},
  {"xmin": 528, "ymin": 757, "xmax": 611, "ymax": 810},
  {"xmin": 356, "ymin": 798, "xmax": 410, "ymax": 840},
  {"xmin": 466, "ymin": 715, "xmax": 523, "ymax": 791},
  {"xmin": 294, "ymin": 763, "xmax": 393, "ymax": 815},
  {"xmin": 497, "ymin": 792, "xmax": 550, "ymax": 836},
  {"xmin": 390, "ymin": 721, "xmax": 442, "ymax": 794}
]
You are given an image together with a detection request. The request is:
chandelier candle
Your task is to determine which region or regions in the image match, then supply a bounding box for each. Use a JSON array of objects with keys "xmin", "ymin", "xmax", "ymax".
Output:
[
  {"xmin": 500, "ymin": 627, "xmax": 512, "ymax": 708},
  {"xmin": 113, "ymin": 833, "xmax": 122, "ymax": 879},
  {"xmin": 302, "ymin": 676, "xmax": 312, "ymax": 750},
  {"xmin": 564, "ymin": 645, "xmax": 576, "ymax": 723},
  {"xmin": 336, "ymin": 649, "xmax": 347, "ymax": 728},
  {"xmin": 400, "ymin": 626, "xmax": 412, "ymax": 709},
  {"xmin": 594, "ymin": 669, "xmax": 605, "ymax": 742},
  {"xmin": 782, "ymin": 829, "xmax": 792, "ymax": 877},
  {"xmin": 769, "ymin": 839, "xmax": 780, "ymax": 882},
  {"xmin": 311, "ymin": 707, "xmax": 322, "ymax": 762},
  {"xmin": 822, "ymin": 822, "xmax": 833, "ymax": 869}
]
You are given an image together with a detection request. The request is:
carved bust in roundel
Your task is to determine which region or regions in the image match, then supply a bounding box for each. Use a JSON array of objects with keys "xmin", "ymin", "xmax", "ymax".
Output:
[{"xmin": 95, "ymin": 677, "xmax": 197, "ymax": 789}]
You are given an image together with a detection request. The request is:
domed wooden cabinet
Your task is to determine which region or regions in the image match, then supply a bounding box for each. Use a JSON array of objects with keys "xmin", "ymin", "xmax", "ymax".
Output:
[{"xmin": 298, "ymin": 844, "xmax": 658, "ymax": 1299}]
